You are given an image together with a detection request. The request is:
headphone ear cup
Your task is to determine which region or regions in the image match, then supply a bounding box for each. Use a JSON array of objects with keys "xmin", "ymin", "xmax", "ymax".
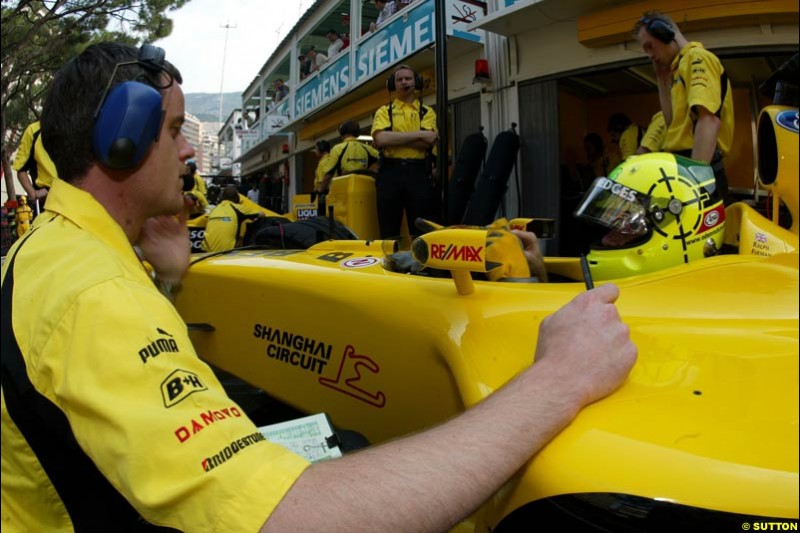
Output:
[
  {"xmin": 93, "ymin": 81, "xmax": 164, "ymax": 170},
  {"xmin": 648, "ymin": 19, "xmax": 675, "ymax": 44},
  {"xmin": 387, "ymin": 73, "xmax": 396, "ymax": 92},
  {"xmin": 415, "ymin": 73, "xmax": 423, "ymax": 91}
]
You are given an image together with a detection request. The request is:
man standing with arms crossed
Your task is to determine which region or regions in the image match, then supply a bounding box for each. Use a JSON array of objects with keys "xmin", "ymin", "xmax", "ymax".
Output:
[
  {"xmin": 11, "ymin": 120, "xmax": 59, "ymax": 212},
  {"xmin": 635, "ymin": 11, "xmax": 734, "ymax": 202},
  {"xmin": 2, "ymin": 43, "xmax": 636, "ymax": 532},
  {"xmin": 372, "ymin": 65, "xmax": 438, "ymax": 238}
]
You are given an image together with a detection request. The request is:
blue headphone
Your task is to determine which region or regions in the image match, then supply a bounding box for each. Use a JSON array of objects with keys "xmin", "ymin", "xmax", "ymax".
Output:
[
  {"xmin": 640, "ymin": 16, "xmax": 676, "ymax": 44},
  {"xmin": 93, "ymin": 45, "xmax": 168, "ymax": 170}
]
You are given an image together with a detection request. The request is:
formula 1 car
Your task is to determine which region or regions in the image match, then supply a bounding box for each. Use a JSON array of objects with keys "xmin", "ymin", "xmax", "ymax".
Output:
[{"xmin": 173, "ymin": 102, "xmax": 799, "ymax": 529}]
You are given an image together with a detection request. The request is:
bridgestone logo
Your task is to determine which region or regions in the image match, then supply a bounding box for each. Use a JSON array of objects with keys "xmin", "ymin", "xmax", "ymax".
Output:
[{"xmin": 202, "ymin": 431, "xmax": 266, "ymax": 472}]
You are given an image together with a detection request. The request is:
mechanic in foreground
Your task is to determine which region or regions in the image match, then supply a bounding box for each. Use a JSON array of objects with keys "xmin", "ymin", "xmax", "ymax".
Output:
[{"xmin": 1, "ymin": 43, "xmax": 637, "ymax": 532}]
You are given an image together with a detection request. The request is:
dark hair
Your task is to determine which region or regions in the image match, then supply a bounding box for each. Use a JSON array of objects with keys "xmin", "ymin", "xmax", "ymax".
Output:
[
  {"xmin": 316, "ymin": 140, "xmax": 331, "ymax": 153},
  {"xmin": 607, "ymin": 113, "xmax": 632, "ymax": 133},
  {"xmin": 222, "ymin": 185, "xmax": 239, "ymax": 202},
  {"xmin": 338, "ymin": 120, "xmax": 360, "ymax": 137},
  {"xmin": 633, "ymin": 10, "xmax": 676, "ymax": 36},
  {"xmin": 327, "ymin": 29, "xmax": 339, "ymax": 37},
  {"xmin": 584, "ymin": 133, "xmax": 604, "ymax": 153},
  {"xmin": 40, "ymin": 42, "xmax": 181, "ymax": 183}
]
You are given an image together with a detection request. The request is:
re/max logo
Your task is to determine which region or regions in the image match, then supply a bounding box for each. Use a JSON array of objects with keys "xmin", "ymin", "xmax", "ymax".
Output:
[{"xmin": 430, "ymin": 244, "xmax": 483, "ymax": 262}]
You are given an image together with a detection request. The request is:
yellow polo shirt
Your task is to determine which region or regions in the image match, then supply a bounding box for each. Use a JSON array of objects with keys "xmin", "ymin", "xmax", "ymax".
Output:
[
  {"xmin": 640, "ymin": 111, "xmax": 666, "ymax": 153},
  {"xmin": 371, "ymin": 98, "xmax": 437, "ymax": 160},
  {"xmin": 619, "ymin": 124, "xmax": 640, "ymax": 160},
  {"xmin": 314, "ymin": 153, "xmax": 333, "ymax": 189},
  {"xmin": 663, "ymin": 42, "xmax": 734, "ymax": 156},
  {"xmin": 202, "ymin": 199, "xmax": 263, "ymax": 252},
  {"xmin": 11, "ymin": 121, "xmax": 59, "ymax": 188},
  {"xmin": 1, "ymin": 179, "xmax": 308, "ymax": 532},
  {"xmin": 320, "ymin": 139, "xmax": 380, "ymax": 177}
]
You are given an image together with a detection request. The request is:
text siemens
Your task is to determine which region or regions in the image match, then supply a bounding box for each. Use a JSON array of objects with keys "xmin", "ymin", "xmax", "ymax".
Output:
[
  {"xmin": 295, "ymin": 66, "xmax": 349, "ymax": 116},
  {"xmin": 355, "ymin": 4, "xmax": 435, "ymax": 83}
]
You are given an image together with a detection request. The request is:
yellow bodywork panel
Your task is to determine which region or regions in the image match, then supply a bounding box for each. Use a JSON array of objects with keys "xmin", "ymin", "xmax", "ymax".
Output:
[{"xmin": 176, "ymin": 233, "xmax": 798, "ymax": 523}]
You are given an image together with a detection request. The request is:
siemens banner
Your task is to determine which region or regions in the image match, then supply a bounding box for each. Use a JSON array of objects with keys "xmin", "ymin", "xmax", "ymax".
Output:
[
  {"xmin": 355, "ymin": 0, "xmax": 435, "ymax": 83},
  {"xmin": 294, "ymin": 54, "xmax": 349, "ymax": 118}
]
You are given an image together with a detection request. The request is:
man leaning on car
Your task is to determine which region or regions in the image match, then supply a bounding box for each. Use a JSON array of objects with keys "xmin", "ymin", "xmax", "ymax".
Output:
[{"xmin": 1, "ymin": 42, "xmax": 636, "ymax": 532}]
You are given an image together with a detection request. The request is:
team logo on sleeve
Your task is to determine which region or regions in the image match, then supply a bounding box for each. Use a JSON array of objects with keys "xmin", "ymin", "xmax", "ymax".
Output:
[
  {"xmin": 161, "ymin": 369, "xmax": 207, "ymax": 408},
  {"xmin": 138, "ymin": 328, "xmax": 179, "ymax": 364}
]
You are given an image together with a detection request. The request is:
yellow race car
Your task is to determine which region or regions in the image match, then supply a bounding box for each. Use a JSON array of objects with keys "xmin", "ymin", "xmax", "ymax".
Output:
[{"xmin": 173, "ymin": 104, "xmax": 798, "ymax": 530}]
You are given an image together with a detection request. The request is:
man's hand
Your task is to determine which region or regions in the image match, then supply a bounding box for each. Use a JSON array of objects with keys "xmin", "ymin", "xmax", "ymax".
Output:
[
  {"xmin": 533, "ymin": 284, "xmax": 637, "ymax": 407},
  {"xmin": 511, "ymin": 229, "xmax": 547, "ymax": 282},
  {"xmin": 137, "ymin": 202, "xmax": 190, "ymax": 284}
]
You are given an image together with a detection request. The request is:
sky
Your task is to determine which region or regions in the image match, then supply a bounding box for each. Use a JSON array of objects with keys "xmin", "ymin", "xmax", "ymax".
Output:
[{"xmin": 154, "ymin": 0, "xmax": 314, "ymax": 95}]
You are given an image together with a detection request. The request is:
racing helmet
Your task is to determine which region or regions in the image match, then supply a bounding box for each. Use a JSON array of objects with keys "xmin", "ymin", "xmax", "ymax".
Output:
[{"xmin": 574, "ymin": 152, "xmax": 726, "ymax": 280}]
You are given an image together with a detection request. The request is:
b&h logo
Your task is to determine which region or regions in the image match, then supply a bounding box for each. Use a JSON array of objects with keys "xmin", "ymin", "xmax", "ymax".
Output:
[{"xmin": 161, "ymin": 369, "xmax": 207, "ymax": 408}]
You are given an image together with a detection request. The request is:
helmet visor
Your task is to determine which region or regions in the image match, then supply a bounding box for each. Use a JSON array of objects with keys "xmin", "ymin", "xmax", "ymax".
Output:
[{"xmin": 574, "ymin": 177, "xmax": 651, "ymax": 236}]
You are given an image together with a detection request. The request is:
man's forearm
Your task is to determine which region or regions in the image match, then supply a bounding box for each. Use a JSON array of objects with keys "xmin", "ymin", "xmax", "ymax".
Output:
[
  {"xmin": 262, "ymin": 364, "xmax": 582, "ymax": 533},
  {"xmin": 375, "ymin": 130, "xmax": 433, "ymax": 148},
  {"xmin": 692, "ymin": 113, "xmax": 720, "ymax": 163},
  {"xmin": 17, "ymin": 171, "xmax": 37, "ymax": 197}
]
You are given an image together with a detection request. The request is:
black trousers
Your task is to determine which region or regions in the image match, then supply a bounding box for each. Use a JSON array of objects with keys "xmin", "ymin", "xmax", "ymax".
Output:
[{"xmin": 376, "ymin": 159, "xmax": 435, "ymax": 238}]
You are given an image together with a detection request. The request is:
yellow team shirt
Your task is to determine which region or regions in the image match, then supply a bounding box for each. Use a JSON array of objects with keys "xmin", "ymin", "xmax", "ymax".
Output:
[
  {"xmin": 11, "ymin": 121, "xmax": 59, "ymax": 188},
  {"xmin": 663, "ymin": 42, "xmax": 734, "ymax": 156},
  {"xmin": 371, "ymin": 98, "xmax": 437, "ymax": 160},
  {"xmin": 202, "ymin": 198, "xmax": 263, "ymax": 252},
  {"xmin": 188, "ymin": 179, "xmax": 209, "ymax": 215},
  {"xmin": 319, "ymin": 139, "xmax": 380, "ymax": 177},
  {"xmin": 314, "ymin": 153, "xmax": 333, "ymax": 189},
  {"xmin": 640, "ymin": 111, "xmax": 666, "ymax": 153},
  {"xmin": 1, "ymin": 179, "xmax": 309, "ymax": 532},
  {"xmin": 193, "ymin": 172, "xmax": 208, "ymax": 196},
  {"xmin": 619, "ymin": 124, "xmax": 640, "ymax": 160}
]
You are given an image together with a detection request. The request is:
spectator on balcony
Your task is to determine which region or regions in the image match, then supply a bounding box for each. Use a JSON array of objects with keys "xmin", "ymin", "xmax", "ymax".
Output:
[
  {"xmin": 273, "ymin": 79, "xmax": 289, "ymax": 102},
  {"xmin": 369, "ymin": 0, "xmax": 396, "ymax": 32},
  {"xmin": 298, "ymin": 54, "xmax": 311, "ymax": 80},
  {"xmin": 326, "ymin": 30, "xmax": 345, "ymax": 58},
  {"xmin": 306, "ymin": 47, "xmax": 328, "ymax": 73}
]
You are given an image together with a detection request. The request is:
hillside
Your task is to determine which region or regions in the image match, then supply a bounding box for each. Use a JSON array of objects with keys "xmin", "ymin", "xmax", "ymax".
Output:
[{"xmin": 184, "ymin": 92, "xmax": 242, "ymax": 123}]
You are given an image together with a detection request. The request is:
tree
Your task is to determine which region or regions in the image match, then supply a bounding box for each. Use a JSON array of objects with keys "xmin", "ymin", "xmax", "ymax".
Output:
[{"xmin": 1, "ymin": 0, "xmax": 190, "ymax": 201}]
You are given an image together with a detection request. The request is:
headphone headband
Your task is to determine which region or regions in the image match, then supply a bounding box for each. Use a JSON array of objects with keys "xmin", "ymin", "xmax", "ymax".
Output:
[{"xmin": 640, "ymin": 15, "xmax": 675, "ymax": 44}]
